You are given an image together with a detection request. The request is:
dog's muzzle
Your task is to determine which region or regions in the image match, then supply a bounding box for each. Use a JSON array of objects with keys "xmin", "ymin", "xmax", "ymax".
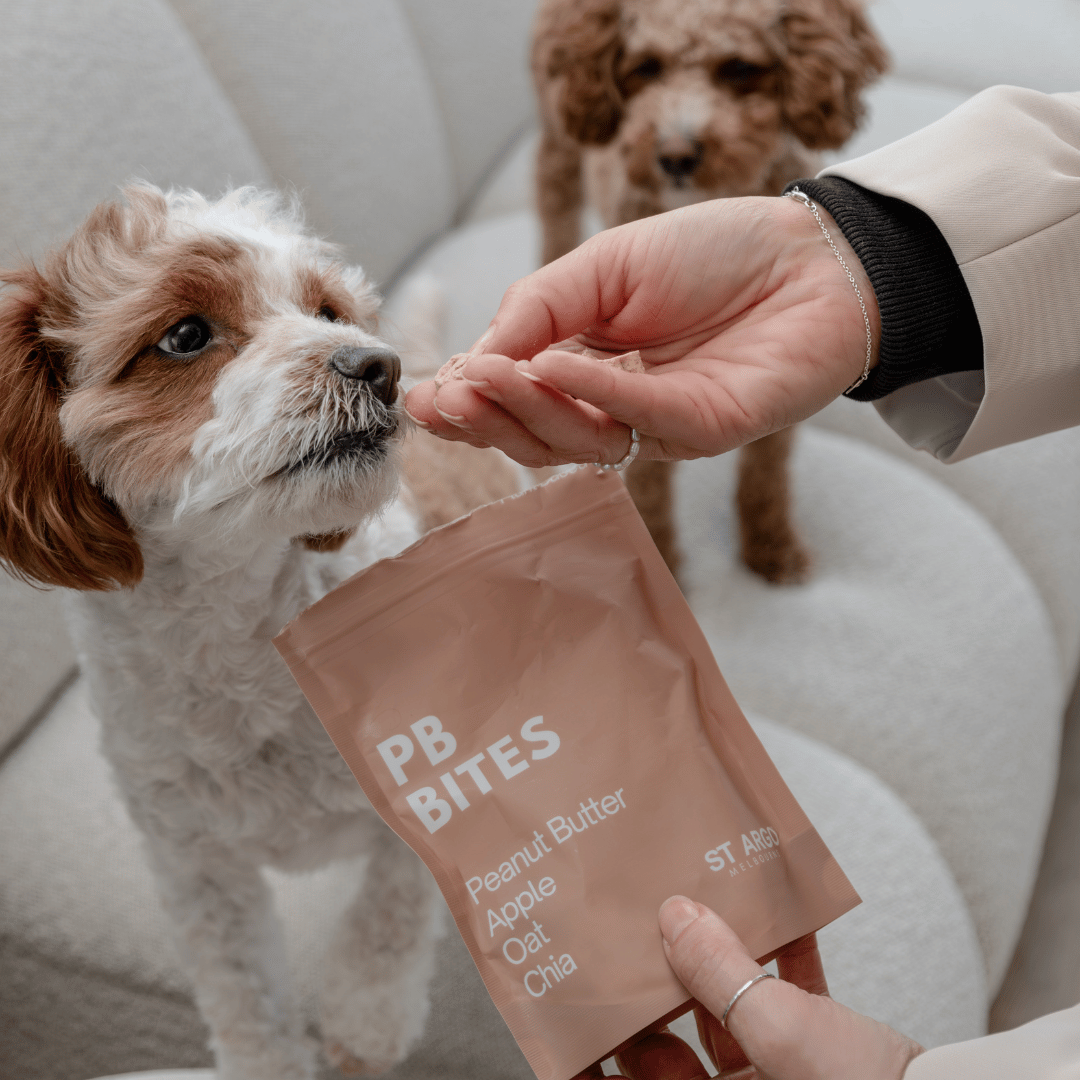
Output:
[
  {"xmin": 657, "ymin": 136, "xmax": 704, "ymax": 185},
  {"xmin": 329, "ymin": 345, "xmax": 401, "ymax": 406}
]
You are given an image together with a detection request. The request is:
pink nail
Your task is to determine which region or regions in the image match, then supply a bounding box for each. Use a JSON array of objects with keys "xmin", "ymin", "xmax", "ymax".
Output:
[
  {"xmin": 435, "ymin": 406, "xmax": 472, "ymax": 429},
  {"xmin": 514, "ymin": 362, "xmax": 543, "ymax": 384},
  {"xmin": 404, "ymin": 410, "xmax": 434, "ymax": 430}
]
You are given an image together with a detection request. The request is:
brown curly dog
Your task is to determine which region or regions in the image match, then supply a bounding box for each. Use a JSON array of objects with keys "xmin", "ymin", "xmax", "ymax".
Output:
[{"xmin": 532, "ymin": 0, "xmax": 887, "ymax": 583}]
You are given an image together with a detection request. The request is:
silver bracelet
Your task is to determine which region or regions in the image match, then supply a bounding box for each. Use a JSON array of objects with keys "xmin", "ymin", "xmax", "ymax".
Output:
[{"xmin": 784, "ymin": 186, "xmax": 873, "ymax": 394}]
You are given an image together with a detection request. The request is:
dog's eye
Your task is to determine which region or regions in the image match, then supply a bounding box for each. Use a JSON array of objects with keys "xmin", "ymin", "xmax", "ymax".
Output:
[
  {"xmin": 317, "ymin": 305, "xmax": 339, "ymax": 322},
  {"xmin": 630, "ymin": 57, "xmax": 662, "ymax": 81},
  {"xmin": 715, "ymin": 58, "xmax": 774, "ymax": 94},
  {"xmin": 157, "ymin": 317, "xmax": 212, "ymax": 356},
  {"xmin": 618, "ymin": 55, "xmax": 664, "ymax": 98}
]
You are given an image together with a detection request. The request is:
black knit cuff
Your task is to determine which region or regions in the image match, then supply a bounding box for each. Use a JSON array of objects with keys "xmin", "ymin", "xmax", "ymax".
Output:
[{"xmin": 782, "ymin": 177, "xmax": 983, "ymax": 401}]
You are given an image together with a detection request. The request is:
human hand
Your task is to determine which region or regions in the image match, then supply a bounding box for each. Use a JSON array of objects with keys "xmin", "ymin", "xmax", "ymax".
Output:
[
  {"xmin": 576, "ymin": 897, "xmax": 923, "ymax": 1080},
  {"xmin": 404, "ymin": 196, "xmax": 879, "ymax": 468}
]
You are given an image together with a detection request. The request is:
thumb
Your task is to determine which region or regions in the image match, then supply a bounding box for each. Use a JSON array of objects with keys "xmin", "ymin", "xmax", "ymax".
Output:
[
  {"xmin": 658, "ymin": 896, "xmax": 768, "ymax": 1023},
  {"xmin": 658, "ymin": 897, "xmax": 923, "ymax": 1080}
]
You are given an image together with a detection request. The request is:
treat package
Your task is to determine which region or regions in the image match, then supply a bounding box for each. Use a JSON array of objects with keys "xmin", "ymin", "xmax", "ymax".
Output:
[{"xmin": 274, "ymin": 467, "xmax": 859, "ymax": 1080}]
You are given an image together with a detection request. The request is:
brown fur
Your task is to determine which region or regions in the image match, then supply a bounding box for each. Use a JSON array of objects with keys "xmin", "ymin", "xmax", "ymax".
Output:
[
  {"xmin": 532, "ymin": 0, "xmax": 887, "ymax": 583},
  {"xmin": 622, "ymin": 459, "xmax": 681, "ymax": 580},
  {"xmin": 300, "ymin": 528, "xmax": 358, "ymax": 552},
  {"xmin": 400, "ymin": 429, "xmax": 522, "ymax": 532},
  {"xmin": 0, "ymin": 184, "xmax": 421, "ymax": 592},
  {"xmin": 736, "ymin": 426, "xmax": 809, "ymax": 583},
  {"xmin": 12, "ymin": 191, "xmax": 264, "ymax": 522},
  {"xmin": 0, "ymin": 265, "xmax": 143, "ymax": 591}
]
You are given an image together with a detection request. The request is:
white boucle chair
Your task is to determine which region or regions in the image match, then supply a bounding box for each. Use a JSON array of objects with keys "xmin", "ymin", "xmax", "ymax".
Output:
[{"xmin": 0, "ymin": 0, "xmax": 1077, "ymax": 1078}]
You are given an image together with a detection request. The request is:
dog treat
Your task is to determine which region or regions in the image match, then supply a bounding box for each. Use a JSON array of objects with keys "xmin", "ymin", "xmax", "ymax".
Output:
[
  {"xmin": 585, "ymin": 348, "xmax": 645, "ymax": 373},
  {"xmin": 275, "ymin": 468, "xmax": 859, "ymax": 1080},
  {"xmin": 434, "ymin": 351, "xmax": 472, "ymax": 388},
  {"xmin": 434, "ymin": 346, "xmax": 645, "ymax": 388}
]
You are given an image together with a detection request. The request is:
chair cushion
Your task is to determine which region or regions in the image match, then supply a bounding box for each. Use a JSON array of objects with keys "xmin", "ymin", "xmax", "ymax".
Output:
[
  {"xmin": 808, "ymin": 397, "xmax": 1080, "ymax": 676},
  {"xmin": 0, "ymin": 0, "xmax": 270, "ymax": 261},
  {"xmin": 749, "ymin": 717, "xmax": 986, "ymax": 1049},
  {"xmin": 0, "ymin": 580, "xmax": 76, "ymax": 759},
  {"xmin": 168, "ymin": 0, "xmax": 457, "ymax": 286},
  {"xmin": 397, "ymin": 0, "xmax": 540, "ymax": 208},
  {"xmin": 678, "ymin": 428, "xmax": 1062, "ymax": 992}
]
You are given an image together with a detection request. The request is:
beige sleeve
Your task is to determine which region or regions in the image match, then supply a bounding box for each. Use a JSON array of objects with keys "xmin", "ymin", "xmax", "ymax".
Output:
[
  {"xmin": 821, "ymin": 86, "xmax": 1080, "ymax": 463},
  {"xmin": 903, "ymin": 1003, "xmax": 1080, "ymax": 1078}
]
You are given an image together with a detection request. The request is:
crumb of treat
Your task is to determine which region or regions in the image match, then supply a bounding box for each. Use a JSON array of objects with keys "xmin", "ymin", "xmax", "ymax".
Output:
[
  {"xmin": 434, "ymin": 352, "xmax": 471, "ymax": 389},
  {"xmin": 592, "ymin": 349, "xmax": 645, "ymax": 374}
]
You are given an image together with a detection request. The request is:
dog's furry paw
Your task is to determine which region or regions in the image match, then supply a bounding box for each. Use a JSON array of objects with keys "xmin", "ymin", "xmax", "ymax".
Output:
[
  {"xmin": 324, "ymin": 1040, "xmax": 395, "ymax": 1076},
  {"xmin": 743, "ymin": 540, "xmax": 811, "ymax": 585},
  {"xmin": 318, "ymin": 945, "xmax": 437, "ymax": 1075},
  {"xmin": 320, "ymin": 981, "xmax": 427, "ymax": 1076}
]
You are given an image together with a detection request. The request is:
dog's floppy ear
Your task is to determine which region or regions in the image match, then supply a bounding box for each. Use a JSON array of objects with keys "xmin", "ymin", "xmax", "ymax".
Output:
[
  {"xmin": 0, "ymin": 265, "xmax": 143, "ymax": 590},
  {"xmin": 780, "ymin": 0, "xmax": 889, "ymax": 150},
  {"xmin": 533, "ymin": 0, "xmax": 624, "ymax": 145}
]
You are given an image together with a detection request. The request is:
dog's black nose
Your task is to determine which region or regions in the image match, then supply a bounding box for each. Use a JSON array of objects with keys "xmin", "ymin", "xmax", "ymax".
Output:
[
  {"xmin": 329, "ymin": 345, "xmax": 401, "ymax": 404},
  {"xmin": 658, "ymin": 137, "xmax": 704, "ymax": 180}
]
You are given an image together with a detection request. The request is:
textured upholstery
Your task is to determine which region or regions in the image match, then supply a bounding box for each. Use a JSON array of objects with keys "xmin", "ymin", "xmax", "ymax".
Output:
[
  {"xmin": 0, "ymin": 0, "xmax": 1076, "ymax": 1076},
  {"xmin": 751, "ymin": 718, "xmax": 987, "ymax": 1050},
  {"xmin": 0, "ymin": 580, "xmax": 76, "ymax": 756},
  {"xmin": 810, "ymin": 397, "xmax": 1080, "ymax": 675},
  {"xmin": 0, "ymin": 0, "xmax": 270, "ymax": 262},
  {"xmin": 680, "ymin": 431, "xmax": 1063, "ymax": 991},
  {"xmin": 396, "ymin": 0, "xmax": 540, "ymax": 207},
  {"xmin": 167, "ymin": 0, "xmax": 457, "ymax": 285}
]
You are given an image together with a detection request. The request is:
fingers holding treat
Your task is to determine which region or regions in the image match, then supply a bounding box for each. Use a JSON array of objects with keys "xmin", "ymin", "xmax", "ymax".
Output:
[
  {"xmin": 462, "ymin": 347, "xmax": 738, "ymax": 462},
  {"xmin": 407, "ymin": 349, "xmax": 659, "ymax": 469},
  {"xmin": 402, "ymin": 376, "xmax": 493, "ymax": 448}
]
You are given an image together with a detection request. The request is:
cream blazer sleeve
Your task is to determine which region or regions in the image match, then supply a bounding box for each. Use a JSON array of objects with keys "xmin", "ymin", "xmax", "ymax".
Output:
[
  {"xmin": 822, "ymin": 86, "xmax": 1080, "ymax": 1077},
  {"xmin": 822, "ymin": 86, "xmax": 1080, "ymax": 463},
  {"xmin": 903, "ymin": 1003, "xmax": 1080, "ymax": 1079}
]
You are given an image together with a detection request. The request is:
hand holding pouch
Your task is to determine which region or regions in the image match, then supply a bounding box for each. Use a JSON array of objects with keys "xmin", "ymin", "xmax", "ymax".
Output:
[{"xmin": 274, "ymin": 467, "xmax": 859, "ymax": 1080}]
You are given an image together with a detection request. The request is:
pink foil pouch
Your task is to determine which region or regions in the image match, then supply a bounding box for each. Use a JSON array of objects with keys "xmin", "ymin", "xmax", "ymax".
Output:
[{"xmin": 274, "ymin": 467, "xmax": 859, "ymax": 1080}]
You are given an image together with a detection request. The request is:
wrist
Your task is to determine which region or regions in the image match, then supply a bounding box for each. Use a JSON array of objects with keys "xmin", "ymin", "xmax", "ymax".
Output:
[
  {"xmin": 788, "ymin": 176, "xmax": 983, "ymax": 401},
  {"xmin": 781, "ymin": 190, "xmax": 881, "ymax": 394}
]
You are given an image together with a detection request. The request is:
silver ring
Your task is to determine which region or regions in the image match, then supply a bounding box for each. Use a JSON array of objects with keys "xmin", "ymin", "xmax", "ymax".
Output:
[
  {"xmin": 720, "ymin": 972, "xmax": 776, "ymax": 1030},
  {"xmin": 597, "ymin": 428, "xmax": 640, "ymax": 472}
]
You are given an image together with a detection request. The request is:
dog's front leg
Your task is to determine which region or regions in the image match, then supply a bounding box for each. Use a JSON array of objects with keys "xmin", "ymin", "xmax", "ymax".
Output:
[
  {"xmin": 736, "ymin": 426, "xmax": 811, "ymax": 584},
  {"xmin": 145, "ymin": 835, "xmax": 317, "ymax": 1080},
  {"xmin": 319, "ymin": 826, "xmax": 442, "ymax": 1074}
]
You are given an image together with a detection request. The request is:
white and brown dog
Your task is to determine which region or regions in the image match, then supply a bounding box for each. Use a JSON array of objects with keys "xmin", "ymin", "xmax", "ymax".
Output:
[{"xmin": 0, "ymin": 184, "xmax": 518, "ymax": 1079}]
